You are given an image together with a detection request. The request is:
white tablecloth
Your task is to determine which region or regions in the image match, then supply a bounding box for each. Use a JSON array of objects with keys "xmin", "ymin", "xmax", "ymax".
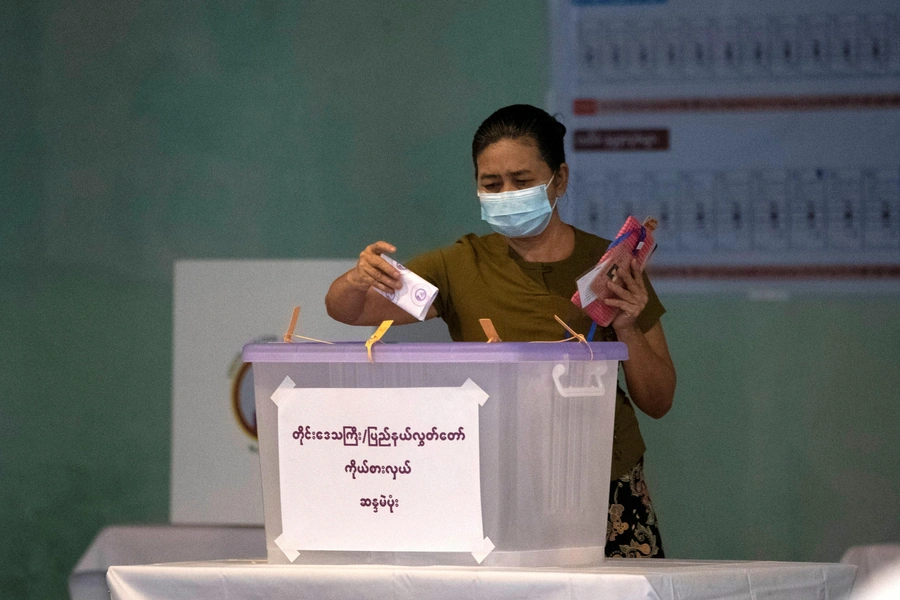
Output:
[
  {"xmin": 107, "ymin": 559, "xmax": 855, "ymax": 600},
  {"xmin": 840, "ymin": 544, "xmax": 900, "ymax": 592},
  {"xmin": 69, "ymin": 525, "xmax": 266, "ymax": 600}
]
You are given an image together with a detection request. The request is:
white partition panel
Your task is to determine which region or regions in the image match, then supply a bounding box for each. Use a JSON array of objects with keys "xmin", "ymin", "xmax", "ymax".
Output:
[{"xmin": 170, "ymin": 259, "xmax": 365, "ymax": 524}]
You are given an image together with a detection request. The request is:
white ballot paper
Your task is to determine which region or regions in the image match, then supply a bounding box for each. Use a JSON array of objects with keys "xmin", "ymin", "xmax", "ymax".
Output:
[
  {"xmin": 374, "ymin": 255, "xmax": 438, "ymax": 321},
  {"xmin": 575, "ymin": 261, "xmax": 606, "ymax": 308},
  {"xmin": 271, "ymin": 376, "xmax": 494, "ymax": 563}
]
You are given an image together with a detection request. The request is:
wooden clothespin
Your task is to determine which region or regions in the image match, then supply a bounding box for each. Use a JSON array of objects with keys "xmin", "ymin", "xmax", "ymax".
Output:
[
  {"xmin": 553, "ymin": 315, "xmax": 593, "ymax": 359},
  {"xmin": 283, "ymin": 306, "xmax": 300, "ymax": 343},
  {"xmin": 479, "ymin": 318, "xmax": 502, "ymax": 343}
]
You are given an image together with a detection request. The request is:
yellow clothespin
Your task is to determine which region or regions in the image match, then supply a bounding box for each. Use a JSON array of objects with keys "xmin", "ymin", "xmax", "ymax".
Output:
[
  {"xmin": 366, "ymin": 320, "xmax": 393, "ymax": 362},
  {"xmin": 479, "ymin": 318, "xmax": 502, "ymax": 343},
  {"xmin": 283, "ymin": 306, "xmax": 300, "ymax": 343}
]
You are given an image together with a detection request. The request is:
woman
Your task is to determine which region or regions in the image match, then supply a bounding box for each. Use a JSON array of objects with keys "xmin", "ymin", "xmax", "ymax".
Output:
[{"xmin": 326, "ymin": 104, "xmax": 676, "ymax": 558}]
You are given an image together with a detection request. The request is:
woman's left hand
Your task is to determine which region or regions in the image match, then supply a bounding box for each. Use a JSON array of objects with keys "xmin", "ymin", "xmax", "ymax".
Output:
[
  {"xmin": 593, "ymin": 257, "xmax": 676, "ymax": 420},
  {"xmin": 601, "ymin": 258, "xmax": 648, "ymax": 331}
]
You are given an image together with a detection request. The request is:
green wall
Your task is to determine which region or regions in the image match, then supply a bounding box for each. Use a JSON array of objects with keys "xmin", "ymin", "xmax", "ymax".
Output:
[
  {"xmin": 641, "ymin": 295, "xmax": 900, "ymax": 562},
  {"xmin": 1, "ymin": 1, "xmax": 898, "ymax": 598}
]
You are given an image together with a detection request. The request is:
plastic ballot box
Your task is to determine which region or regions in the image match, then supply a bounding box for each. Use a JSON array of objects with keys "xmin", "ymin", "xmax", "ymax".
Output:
[{"xmin": 242, "ymin": 341, "xmax": 627, "ymax": 568}]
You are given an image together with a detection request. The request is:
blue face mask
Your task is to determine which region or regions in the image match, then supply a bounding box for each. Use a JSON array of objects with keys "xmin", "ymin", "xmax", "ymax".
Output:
[{"xmin": 478, "ymin": 176, "xmax": 557, "ymax": 238}]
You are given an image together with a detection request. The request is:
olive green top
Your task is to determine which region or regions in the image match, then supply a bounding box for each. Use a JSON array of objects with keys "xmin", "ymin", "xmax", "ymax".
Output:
[{"xmin": 406, "ymin": 227, "xmax": 666, "ymax": 480}]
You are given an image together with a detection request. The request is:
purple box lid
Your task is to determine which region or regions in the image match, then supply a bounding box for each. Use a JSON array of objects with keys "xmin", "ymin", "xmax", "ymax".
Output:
[{"xmin": 242, "ymin": 341, "xmax": 627, "ymax": 363}]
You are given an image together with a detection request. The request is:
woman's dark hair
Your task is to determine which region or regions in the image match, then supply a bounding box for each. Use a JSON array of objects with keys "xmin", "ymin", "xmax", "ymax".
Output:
[{"xmin": 471, "ymin": 104, "xmax": 567, "ymax": 174}]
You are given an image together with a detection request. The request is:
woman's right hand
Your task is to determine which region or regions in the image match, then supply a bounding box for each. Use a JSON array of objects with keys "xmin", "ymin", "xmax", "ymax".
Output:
[{"xmin": 346, "ymin": 241, "xmax": 403, "ymax": 294}]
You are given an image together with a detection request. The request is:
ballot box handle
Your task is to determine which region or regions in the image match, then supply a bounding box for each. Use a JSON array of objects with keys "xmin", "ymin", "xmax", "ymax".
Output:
[{"xmin": 552, "ymin": 363, "xmax": 606, "ymax": 398}]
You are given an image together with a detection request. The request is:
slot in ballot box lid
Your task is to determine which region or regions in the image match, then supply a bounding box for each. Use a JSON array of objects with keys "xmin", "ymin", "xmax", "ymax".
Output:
[{"xmin": 243, "ymin": 341, "xmax": 626, "ymax": 568}]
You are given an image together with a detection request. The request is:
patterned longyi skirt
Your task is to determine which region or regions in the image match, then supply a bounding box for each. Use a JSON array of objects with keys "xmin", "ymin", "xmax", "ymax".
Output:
[{"xmin": 605, "ymin": 458, "xmax": 665, "ymax": 558}]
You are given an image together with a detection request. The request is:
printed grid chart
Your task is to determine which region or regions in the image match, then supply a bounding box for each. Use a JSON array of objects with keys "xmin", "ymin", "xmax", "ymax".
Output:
[
  {"xmin": 576, "ymin": 12, "xmax": 900, "ymax": 83},
  {"xmin": 574, "ymin": 167, "xmax": 900, "ymax": 254}
]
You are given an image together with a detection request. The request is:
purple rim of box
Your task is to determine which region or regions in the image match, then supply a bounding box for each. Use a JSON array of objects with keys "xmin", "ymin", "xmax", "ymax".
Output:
[{"xmin": 242, "ymin": 342, "xmax": 627, "ymax": 363}]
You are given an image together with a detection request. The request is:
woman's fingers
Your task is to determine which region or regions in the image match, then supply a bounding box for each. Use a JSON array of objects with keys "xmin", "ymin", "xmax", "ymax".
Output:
[
  {"xmin": 606, "ymin": 277, "xmax": 632, "ymax": 299},
  {"xmin": 349, "ymin": 241, "xmax": 402, "ymax": 292},
  {"xmin": 366, "ymin": 241, "xmax": 397, "ymax": 256},
  {"xmin": 605, "ymin": 297, "xmax": 641, "ymax": 318},
  {"xmin": 603, "ymin": 296, "xmax": 632, "ymax": 311},
  {"xmin": 615, "ymin": 259, "xmax": 644, "ymax": 293},
  {"xmin": 604, "ymin": 259, "xmax": 647, "ymax": 320},
  {"xmin": 362, "ymin": 259, "xmax": 401, "ymax": 293}
]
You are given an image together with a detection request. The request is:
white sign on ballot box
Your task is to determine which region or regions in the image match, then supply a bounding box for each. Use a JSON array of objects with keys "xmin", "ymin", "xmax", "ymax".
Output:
[{"xmin": 271, "ymin": 376, "xmax": 494, "ymax": 563}]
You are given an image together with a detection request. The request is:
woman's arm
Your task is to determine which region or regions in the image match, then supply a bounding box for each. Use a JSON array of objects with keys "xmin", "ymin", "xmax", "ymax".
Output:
[
  {"xmin": 614, "ymin": 320, "xmax": 676, "ymax": 419},
  {"xmin": 325, "ymin": 241, "xmax": 437, "ymax": 326},
  {"xmin": 603, "ymin": 258, "xmax": 677, "ymax": 419}
]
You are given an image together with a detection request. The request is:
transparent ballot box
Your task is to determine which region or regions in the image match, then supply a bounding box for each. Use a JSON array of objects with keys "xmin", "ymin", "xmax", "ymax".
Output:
[{"xmin": 242, "ymin": 341, "xmax": 626, "ymax": 567}]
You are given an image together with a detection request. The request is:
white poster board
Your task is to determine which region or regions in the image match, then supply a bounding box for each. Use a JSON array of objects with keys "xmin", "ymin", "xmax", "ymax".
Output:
[
  {"xmin": 551, "ymin": 0, "xmax": 900, "ymax": 281},
  {"xmin": 170, "ymin": 260, "xmax": 364, "ymax": 525}
]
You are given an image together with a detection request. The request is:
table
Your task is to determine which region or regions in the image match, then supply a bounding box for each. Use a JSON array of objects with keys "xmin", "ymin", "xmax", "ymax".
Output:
[
  {"xmin": 840, "ymin": 543, "xmax": 900, "ymax": 590},
  {"xmin": 107, "ymin": 558, "xmax": 855, "ymax": 600},
  {"xmin": 69, "ymin": 525, "xmax": 265, "ymax": 600}
]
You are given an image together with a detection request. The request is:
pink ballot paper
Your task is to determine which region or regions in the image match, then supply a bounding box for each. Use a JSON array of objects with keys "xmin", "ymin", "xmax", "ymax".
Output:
[{"xmin": 572, "ymin": 216, "xmax": 657, "ymax": 327}]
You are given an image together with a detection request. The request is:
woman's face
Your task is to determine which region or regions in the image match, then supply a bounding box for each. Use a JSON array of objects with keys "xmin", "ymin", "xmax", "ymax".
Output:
[{"xmin": 475, "ymin": 137, "xmax": 566, "ymax": 199}]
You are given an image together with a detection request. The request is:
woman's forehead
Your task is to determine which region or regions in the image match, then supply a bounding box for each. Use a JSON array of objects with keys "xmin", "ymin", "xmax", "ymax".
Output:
[{"xmin": 476, "ymin": 137, "xmax": 546, "ymax": 175}]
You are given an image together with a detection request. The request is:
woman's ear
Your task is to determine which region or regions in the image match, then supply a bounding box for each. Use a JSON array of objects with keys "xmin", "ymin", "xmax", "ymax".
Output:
[{"xmin": 554, "ymin": 163, "xmax": 570, "ymax": 199}]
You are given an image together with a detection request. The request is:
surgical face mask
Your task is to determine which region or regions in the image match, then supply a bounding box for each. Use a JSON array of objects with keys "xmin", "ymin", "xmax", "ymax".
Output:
[{"xmin": 478, "ymin": 176, "xmax": 557, "ymax": 238}]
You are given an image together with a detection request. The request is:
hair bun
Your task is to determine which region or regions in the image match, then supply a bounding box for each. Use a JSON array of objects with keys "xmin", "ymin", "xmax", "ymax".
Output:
[
  {"xmin": 472, "ymin": 104, "xmax": 568, "ymax": 172},
  {"xmin": 554, "ymin": 120, "xmax": 567, "ymax": 137}
]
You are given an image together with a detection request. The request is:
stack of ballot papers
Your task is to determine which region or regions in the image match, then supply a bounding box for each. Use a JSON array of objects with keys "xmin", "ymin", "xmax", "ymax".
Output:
[{"xmin": 572, "ymin": 216, "xmax": 656, "ymax": 327}]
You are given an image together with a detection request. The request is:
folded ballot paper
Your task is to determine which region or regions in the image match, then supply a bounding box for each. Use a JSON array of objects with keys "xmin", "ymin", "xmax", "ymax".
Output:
[
  {"xmin": 572, "ymin": 216, "xmax": 657, "ymax": 327},
  {"xmin": 374, "ymin": 255, "xmax": 438, "ymax": 321}
]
